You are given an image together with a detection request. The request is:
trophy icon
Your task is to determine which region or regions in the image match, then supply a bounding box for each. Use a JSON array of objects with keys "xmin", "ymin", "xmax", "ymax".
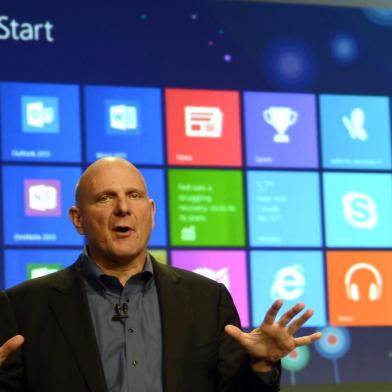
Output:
[{"xmin": 263, "ymin": 106, "xmax": 298, "ymax": 143}]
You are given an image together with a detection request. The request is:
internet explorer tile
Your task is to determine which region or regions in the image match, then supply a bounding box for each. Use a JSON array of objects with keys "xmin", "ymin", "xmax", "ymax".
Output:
[{"xmin": 250, "ymin": 251, "xmax": 326, "ymax": 327}]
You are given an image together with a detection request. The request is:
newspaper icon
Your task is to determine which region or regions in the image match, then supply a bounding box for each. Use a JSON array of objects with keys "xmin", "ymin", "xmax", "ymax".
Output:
[{"xmin": 184, "ymin": 106, "xmax": 223, "ymax": 138}]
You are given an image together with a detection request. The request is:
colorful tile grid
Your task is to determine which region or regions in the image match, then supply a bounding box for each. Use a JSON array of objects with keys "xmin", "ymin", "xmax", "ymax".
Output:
[{"xmin": 1, "ymin": 82, "xmax": 392, "ymax": 328}]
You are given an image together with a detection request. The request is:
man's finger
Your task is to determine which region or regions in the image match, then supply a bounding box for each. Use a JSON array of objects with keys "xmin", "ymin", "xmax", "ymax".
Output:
[
  {"xmin": 262, "ymin": 299, "xmax": 283, "ymax": 325},
  {"xmin": 277, "ymin": 302, "xmax": 305, "ymax": 327},
  {"xmin": 224, "ymin": 324, "xmax": 244, "ymax": 343},
  {"xmin": 287, "ymin": 309, "xmax": 314, "ymax": 335},
  {"xmin": 0, "ymin": 335, "xmax": 24, "ymax": 365},
  {"xmin": 293, "ymin": 332, "xmax": 322, "ymax": 347}
]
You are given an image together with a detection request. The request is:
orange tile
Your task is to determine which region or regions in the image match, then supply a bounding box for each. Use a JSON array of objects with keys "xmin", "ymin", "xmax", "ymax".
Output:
[{"xmin": 327, "ymin": 251, "xmax": 392, "ymax": 326}]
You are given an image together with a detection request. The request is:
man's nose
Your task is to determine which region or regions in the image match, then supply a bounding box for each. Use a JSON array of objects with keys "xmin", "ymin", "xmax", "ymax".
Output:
[{"xmin": 114, "ymin": 196, "xmax": 131, "ymax": 215}]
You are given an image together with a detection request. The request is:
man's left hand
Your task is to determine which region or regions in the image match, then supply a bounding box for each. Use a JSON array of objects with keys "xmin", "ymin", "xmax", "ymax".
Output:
[{"xmin": 224, "ymin": 299, "xmax": 322, "ymax": 372}]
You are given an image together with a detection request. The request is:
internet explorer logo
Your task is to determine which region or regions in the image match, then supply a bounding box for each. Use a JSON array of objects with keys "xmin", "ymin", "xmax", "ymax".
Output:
[
  {"xmin": 270, "ymin": 264, "xmax": 305, "ymax": 301},
  {"xmin": 21, "ymin": 96, "xmax": 59, "ymax": 133}
]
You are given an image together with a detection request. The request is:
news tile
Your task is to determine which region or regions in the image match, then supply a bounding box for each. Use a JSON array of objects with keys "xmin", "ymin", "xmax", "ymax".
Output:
[
  {"xmin": 250, "ymin": 250, "xmax": 326, "ymax": 327},
  {"xmin": 247, "ymin": 171, "xmax": 322, "ymax": 247},
  {"xmin": 4, "ymin": 249, "xmax": 80, "ymax": 288},
  {"xmin": 3, "ymin": 165, "xmax": 83, "ymax": 246},
  {"xmin": 140, "ymin": 168, "xmax": 167, "ymax": 247},
  {"xmin": 171, "ymin": 250, "xmax": 249, "ymax": 327},
  {"xmin": 244, "ymin": 92, "xmax": 318, "ymax": 168},
  {"xmin": 168, "ymin": 169, "xmax": 245, "ymax": 246},
  {"xmin": 0, "ymin": 82, "xmax": 81, "ymax": 162},
  {"xmin": 327, "ymin": 251, "xmax": 392, "ymax": 326},
  {"xmin": 165, "ymin": 88, "xmax": 242, "ymax": 167},
  {"xmin": 320, "ymin": 94, "xmax": 391, "ymax": 170},
  {"xmin": 323, "ymin": 173, "xmax": 392, "ymax": 247},
  {"xmin": 84, "ymin": 86, "xmax": 163, "ymax": 164}
]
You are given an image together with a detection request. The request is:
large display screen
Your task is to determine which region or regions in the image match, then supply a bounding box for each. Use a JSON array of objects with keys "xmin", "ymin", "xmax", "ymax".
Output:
[{"xmin": 1, "ymin": 0, "xmax": 392, "ymax": 390}]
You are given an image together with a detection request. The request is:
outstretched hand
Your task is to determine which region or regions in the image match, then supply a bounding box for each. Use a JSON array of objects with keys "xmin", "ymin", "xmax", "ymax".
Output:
[
  {"xmin": 225, "ymin": 300, "xmax": 321, "ymax": 372},
  {"xmin": 0, "ymin": 335, "xmax": 24, "ymax": 367}
]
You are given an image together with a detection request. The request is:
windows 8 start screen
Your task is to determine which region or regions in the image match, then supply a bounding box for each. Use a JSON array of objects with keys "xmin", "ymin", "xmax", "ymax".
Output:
[{"xmin": 2, "ymin": 0, "xmax": 392, "ymax": 388}]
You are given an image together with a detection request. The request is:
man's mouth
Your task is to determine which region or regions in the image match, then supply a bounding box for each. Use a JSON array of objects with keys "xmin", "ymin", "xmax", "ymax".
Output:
[{"xmin": 113, "ymin": 226, "xmax": 132, "ymax": 234}]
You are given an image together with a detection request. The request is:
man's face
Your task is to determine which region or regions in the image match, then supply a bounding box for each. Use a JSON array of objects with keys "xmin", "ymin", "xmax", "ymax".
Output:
[{"xmin": 69, "ymin": 160, "xmax": 155, "ymax": 266}]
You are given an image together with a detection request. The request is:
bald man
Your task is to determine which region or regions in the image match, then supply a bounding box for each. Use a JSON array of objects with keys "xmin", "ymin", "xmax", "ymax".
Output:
[{"xmin": 0, "ymin": 158, "xmax": 321, "ymax": 391}]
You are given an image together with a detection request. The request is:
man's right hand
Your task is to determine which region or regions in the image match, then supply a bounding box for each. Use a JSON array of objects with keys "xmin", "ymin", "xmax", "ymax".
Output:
[{"xmin": 0, "ymin": 335, "xmax": 24, "ymax": 366}]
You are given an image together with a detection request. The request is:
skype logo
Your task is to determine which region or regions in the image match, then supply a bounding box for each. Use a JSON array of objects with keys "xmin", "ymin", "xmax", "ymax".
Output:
[{"xmin": 342, "ymin": 192, "xmax": 378, "ymax": 230}]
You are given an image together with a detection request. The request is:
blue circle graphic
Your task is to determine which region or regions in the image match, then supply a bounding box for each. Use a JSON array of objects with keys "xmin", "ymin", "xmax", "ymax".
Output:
[
  {"xmin": 315, "ymin": 326, "xmax": 351, "ymax": 360},
  {"xmin": 262, "ymin": 38, "xmax": 317, "ymax": 89},
  {"xmin": 330, "ymin": 34, "xmax": 359, "ymax": 64}
]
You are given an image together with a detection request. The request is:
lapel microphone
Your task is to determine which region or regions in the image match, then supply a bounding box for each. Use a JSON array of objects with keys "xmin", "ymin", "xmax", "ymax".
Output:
[{"xmin": 112, "ymin": 302, "xmax": 128, "ymax": 321}]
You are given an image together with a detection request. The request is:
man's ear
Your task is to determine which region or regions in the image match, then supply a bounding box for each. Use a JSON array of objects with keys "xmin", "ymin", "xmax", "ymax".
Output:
[
  {"xmin": 149, "ymin": 198, "xmax": 156, "ymax": 230},
  {"xmin": 69, "ymin": 206, "xmax": 85, "ymax": 235}
]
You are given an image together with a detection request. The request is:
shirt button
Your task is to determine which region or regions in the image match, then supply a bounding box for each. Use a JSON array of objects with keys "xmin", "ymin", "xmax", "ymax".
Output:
[
  {"xmin": 128, "ymin": 328, "xmax": 134, "ymax": 333},
  {"xmin": 132, "ymin": 360, "xmax": 138, "ymax": 367}
]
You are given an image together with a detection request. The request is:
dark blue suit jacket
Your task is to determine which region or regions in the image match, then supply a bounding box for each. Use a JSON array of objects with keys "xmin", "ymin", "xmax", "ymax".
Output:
[{"xmin": 0, "ymin": 255, "xmax": 280, "ymax": 392}]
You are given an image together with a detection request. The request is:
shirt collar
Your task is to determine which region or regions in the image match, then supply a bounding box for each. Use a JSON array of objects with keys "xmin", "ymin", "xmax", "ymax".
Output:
[{"xmin": 80, "ymin": 246, "xmax": 154, "ymax": 293}]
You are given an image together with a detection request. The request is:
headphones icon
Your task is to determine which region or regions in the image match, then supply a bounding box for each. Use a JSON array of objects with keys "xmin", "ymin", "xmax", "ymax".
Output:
[{"xmin": 344, "ymin": 262, "xmax": 382, "ymax": 302}]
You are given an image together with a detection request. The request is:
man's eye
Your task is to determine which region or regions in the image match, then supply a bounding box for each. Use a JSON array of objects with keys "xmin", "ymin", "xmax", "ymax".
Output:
[
  {"xmin": 98, "ymin": 194, "xmax": 112, "ymax": 202},
  {"xmin": 129, "ymin": 192, "xmax": 141, "ymax": 199}
]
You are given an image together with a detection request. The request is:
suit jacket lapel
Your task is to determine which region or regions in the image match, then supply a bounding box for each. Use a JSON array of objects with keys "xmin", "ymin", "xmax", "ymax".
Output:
[
  {"xmin": 153, "ymin": 259, "xmax": 192, "ymax": 392},
  {"xmin": 48, "ymin": 261, "xmax": 107, "ymax": 392}
]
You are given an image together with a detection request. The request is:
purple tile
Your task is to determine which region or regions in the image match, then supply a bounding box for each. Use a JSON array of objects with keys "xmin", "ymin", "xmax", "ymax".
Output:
[
  {"xmin": 24, "ymin": 179, "xmax": 62, "ymax": 216},
  {"xmin": 171, "ymin": 250, "xmax": 249, "ymax": 327},
  {"xmin": 244, "ymin": 92, "xmax": 319, "ymax": 168}
]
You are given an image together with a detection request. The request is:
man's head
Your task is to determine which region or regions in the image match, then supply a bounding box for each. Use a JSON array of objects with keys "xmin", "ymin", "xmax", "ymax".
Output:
[{"xmin": 69, "ymin": 157, "xmax": 156, "ymax": 268}]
